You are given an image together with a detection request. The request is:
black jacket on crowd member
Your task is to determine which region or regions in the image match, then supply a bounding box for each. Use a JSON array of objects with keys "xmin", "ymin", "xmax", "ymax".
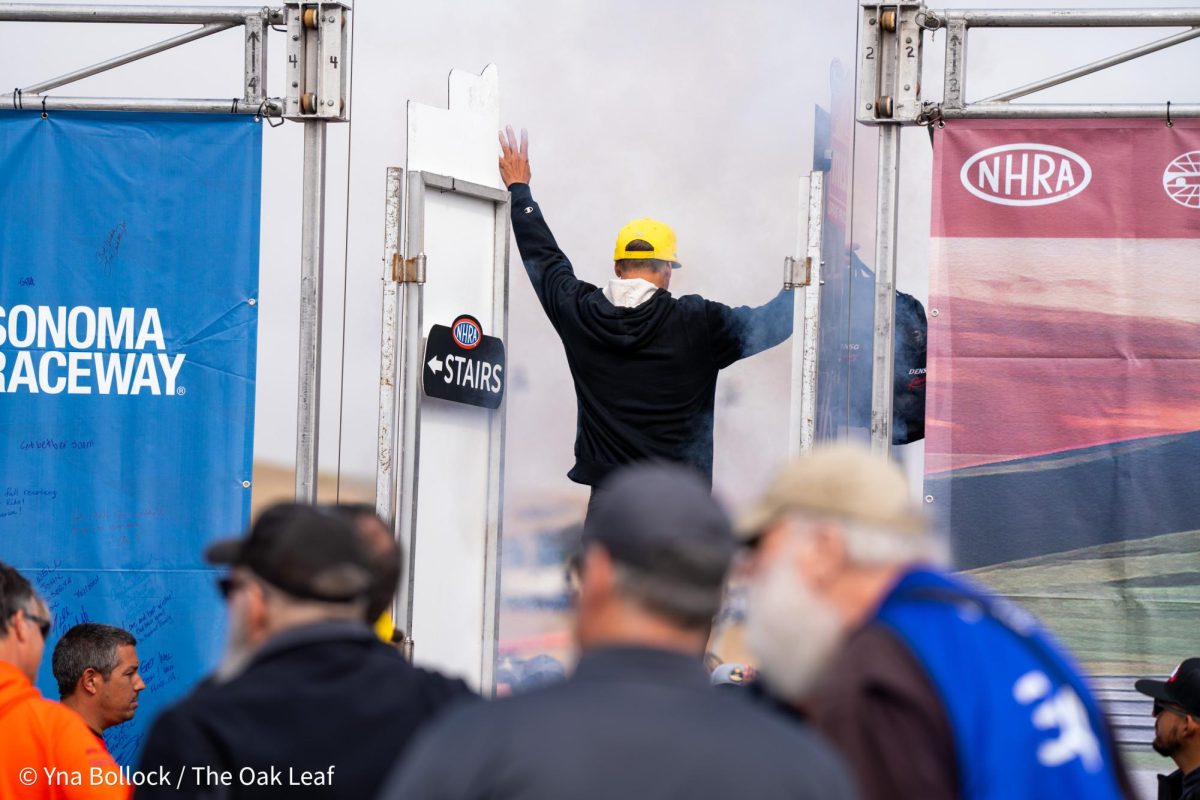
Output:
[
  {"xmin": 134, "ymin": 621, "xmax": 473, "ymax": 799},
  {"xmin": 508, "ymin": 183, "xmax": 792, "ymax": 488},
  {"xmin": 379, "ymin": 646, "xmax": 856, "ymax": 800},
  {"xmin": 1160, "ymin": 768, "xmax": 1200, "ymax": 800}
]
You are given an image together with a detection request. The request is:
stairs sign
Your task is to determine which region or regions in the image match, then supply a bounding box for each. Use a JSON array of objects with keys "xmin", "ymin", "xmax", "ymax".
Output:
[{"xmin": 423, "ymin": 314, "xmax": 506, "ymax": 409}]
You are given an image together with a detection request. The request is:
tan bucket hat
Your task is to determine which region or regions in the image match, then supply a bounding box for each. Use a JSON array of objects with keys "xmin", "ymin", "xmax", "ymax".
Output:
[{"xmin": 737, "ymin": 443, "xmax": 927, "ymax": 541}]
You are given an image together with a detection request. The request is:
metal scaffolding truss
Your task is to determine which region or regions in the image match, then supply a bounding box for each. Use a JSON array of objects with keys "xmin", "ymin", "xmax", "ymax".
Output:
[
  {"xmin": 2, "ymin": 4, "xmax": 283, "ymax": 116},
  {"xmin": 0, "ymin": 2, "xmax": 352, "ymax": 499},
  {"xmin": 849, "ymin": 3, "xmax": 1200, "ymax": 454}
]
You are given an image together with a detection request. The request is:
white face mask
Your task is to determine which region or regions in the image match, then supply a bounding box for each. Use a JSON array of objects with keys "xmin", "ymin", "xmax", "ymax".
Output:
[{"xmin": 745, "ymin": 549, "xmax": 844, "ymax": 703}]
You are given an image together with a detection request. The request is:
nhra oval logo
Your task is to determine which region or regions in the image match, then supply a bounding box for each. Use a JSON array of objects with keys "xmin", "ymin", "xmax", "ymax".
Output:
[
  {"xmin": 960, "ymin": 143, "xmax": 1091, "ymax": 207},
  {"xmin": 451, "ymin": 316, "xmax": 481, "ymax": 349}
]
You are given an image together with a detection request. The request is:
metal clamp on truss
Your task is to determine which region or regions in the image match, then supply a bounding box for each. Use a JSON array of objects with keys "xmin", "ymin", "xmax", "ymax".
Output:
[
  {"xmin": 284, "ymin": 2, "xmax": 350, "ymax": 121},
  {"xmin": 858, "ymin": 2, "xmax": 925, "ymax": 124}
]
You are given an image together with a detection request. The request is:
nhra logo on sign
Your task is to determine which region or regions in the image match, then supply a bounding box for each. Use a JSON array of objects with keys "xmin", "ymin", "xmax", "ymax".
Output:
[
  {"xmin": 452, "ymin": 316, "xmax": 481, "ymax": 349},
  {"xmin": 960, "ymin": 143, "xmax": 1091, "ymax": 207}
]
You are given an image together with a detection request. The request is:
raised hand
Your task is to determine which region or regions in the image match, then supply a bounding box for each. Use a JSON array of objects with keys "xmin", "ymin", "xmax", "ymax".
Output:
[{"xmin": 498, "ymin": 125, "xmax": 531, "ymax": 188}]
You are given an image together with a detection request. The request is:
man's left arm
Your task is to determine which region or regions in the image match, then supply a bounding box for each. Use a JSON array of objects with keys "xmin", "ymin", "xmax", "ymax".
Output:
[
  {"xmin": 706, "ymin": 288, "xmax": 794, "ymax": 368},
  {"xmin": 499, "ymin": 126, "xmax": 589, "ymax": 328}
]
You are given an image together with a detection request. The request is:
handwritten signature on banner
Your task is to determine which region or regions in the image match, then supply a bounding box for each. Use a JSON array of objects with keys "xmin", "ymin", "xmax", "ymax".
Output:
[{"xmin": 3, "ymin": 486, "xmax": 60, "ymax": 518}]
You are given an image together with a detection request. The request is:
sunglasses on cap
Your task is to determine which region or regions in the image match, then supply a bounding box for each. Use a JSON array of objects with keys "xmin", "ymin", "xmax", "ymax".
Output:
[
  {"xmin": 1153, "ymin": 701, "xmax": 1194, "ymax": 720},
  {"xmin": 216, "ymin": 574, "xmax": 250, "ymax": 600},
  {"xmin": 22, "ymin": 608, "xmax": 51, "ymax": 640}
]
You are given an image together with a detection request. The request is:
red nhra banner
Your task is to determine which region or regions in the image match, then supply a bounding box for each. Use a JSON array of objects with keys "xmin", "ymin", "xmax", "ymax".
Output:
[
  {"xmin": 934, "ymin": 119, "xmax": 1200, "ymax": 239},
  {"xmin": 926, "ymin": 119, "xmax": 1200, "ymax": 675}
]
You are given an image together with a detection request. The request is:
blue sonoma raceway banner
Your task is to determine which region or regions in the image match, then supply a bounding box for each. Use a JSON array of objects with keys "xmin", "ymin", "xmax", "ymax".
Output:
[{"xmin": 0, "ymin": 111, "xmax": 262, "ymax": 763}]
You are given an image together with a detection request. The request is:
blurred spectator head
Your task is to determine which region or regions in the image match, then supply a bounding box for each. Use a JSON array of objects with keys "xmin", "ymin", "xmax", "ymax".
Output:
[
  {"xmin": 737, "ymin": 444, "xmax": 938, "ymax": 702},
  {"xmin": 53, "ymin": 623, "xmax": 144, "ymax": 732},
  {"xmin": 326, "ymin": 504, "xmax": 403, "ymax": 625},
  {"xmin": 0, "ymin": 561, "xmax": 49, "ymax": 682},
  {"xmin": 1136, "ymin": 659, "xmax": 1200, "ymax": 766},
  {"xmin": 205, "ymin": 503, "xmax": 375, "ymax": 679},
  {"xmin": 576, "ymin": 464, "xmax": 735, "ymax": 653}
]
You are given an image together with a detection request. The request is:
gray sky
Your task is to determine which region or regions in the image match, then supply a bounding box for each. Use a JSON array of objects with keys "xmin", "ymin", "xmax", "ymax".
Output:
[{"xmin": 3, "ymin": 0, "xmax": 1197, "ymax": 508}]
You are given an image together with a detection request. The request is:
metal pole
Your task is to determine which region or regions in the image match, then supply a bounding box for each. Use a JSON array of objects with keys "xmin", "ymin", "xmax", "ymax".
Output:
[
  {"xmin": 295, "ymin": 119, "xmax": 327, "ymax": 501},
  {"xmin": 0, "ymin": 4, "xmax": 282, "ymax": 24},
  {"xmin": 934, "ymin": 8, "xmax": 1200, "ymax": 27},
  {"xmin": 375, "ymin": 168, "xmax": 403, "ymax": 526},
  {"xmin": 22, "ymin": 23, "xmax": 234, "ymax": 94},
  {"xmin": 943, "ymin": 102, "xmax": 1200, "ymax": 119},
  {"xmin": 2, "ymin": 96, "xmax": 283, "ymax": 114},
  {"xmin": 980, "ymin": 26, "xmax": 1200, "ymax": 104},
  {"xmin": 869, "ymin": 125, "xmax": 901, "ymax": 456}
]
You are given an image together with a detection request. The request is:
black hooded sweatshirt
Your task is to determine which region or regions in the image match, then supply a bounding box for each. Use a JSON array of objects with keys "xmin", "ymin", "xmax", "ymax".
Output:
[{"xmin": 509, "ymin": 183, "xmax": 793, "ymax": 487}]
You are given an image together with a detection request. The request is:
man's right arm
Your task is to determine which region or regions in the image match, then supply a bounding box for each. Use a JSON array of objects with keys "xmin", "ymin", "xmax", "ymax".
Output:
[{"xmin": 704, "ymin": 288, "xmax": 794, "ymax": 369}]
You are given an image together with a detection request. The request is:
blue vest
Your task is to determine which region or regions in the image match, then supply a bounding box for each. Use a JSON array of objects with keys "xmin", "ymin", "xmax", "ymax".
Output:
[{"xmin": 874, "ymin": 568, "xmax": 1124, "ymax": 800}]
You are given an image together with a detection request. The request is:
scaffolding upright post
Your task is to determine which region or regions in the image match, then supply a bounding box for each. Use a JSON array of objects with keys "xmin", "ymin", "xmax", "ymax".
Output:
[
  {"xmin": 869, "ymin": 127, "xmax": 901, "ymax": 454},
  {"xmin": 295, "ymin": 118, "xmax": 327, "ymax": 500},
  {"xmin": 858, "ymin": 1, "xmax": 923, "ymax": 455},
  {"xmin": 285, "ymin": 1, "xmax": 351, "ymax": 500}
]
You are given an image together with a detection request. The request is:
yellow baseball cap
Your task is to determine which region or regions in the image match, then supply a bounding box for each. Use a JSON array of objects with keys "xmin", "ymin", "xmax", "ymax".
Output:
[{"xmin": 613, "ymin": 217, "xmax": 681, "ymax": 268}]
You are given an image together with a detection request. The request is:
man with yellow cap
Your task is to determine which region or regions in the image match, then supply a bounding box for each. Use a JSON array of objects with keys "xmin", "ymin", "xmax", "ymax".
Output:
[{"xmin": 498, "ymin": 127, "xmax": 792, "ymax": 509}]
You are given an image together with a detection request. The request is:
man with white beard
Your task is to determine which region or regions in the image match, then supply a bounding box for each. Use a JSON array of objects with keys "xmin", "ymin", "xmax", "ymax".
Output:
[
  {"xmin": 738, "ymin": 444, "xmax": 1133, "ymax": 800},
  {"xmin": 135, "ymin": 504, "xmax": 473, "ymax": 799}
]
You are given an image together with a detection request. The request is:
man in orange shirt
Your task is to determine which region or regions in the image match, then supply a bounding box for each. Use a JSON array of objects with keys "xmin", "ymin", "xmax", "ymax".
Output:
[{"xmin": 0, "ymin": 562, "xmax": 128, "ymax": 800}]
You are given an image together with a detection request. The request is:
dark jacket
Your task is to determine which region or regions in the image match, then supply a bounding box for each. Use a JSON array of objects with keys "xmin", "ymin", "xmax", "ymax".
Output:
[
  {"xmin": 134, "ymin": 621, "xmax": 474, "ymax": 799},
  {"xmin": 379, "ymin": 646, "xmax": 857, "ymax": 800},
  {"xmin": 1160, "ymin": 768, "xmax": 1200, "ymax": 800},
  {"xmin": 509, "ymin": 183, "xmax": 793, "ymax": 486}
]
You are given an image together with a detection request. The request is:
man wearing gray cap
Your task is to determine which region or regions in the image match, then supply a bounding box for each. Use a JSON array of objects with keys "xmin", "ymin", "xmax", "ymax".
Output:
[
  {"xmin": 380, "ymin": 463, "xmax": 855, "ymax": 800},
  {"xmin": 738, "ymin": 443, "xmax": 1132, "ymax": 800},
  {"xmin": 135, "ymin": 503, "xmax": 473, "ymax": 800}
]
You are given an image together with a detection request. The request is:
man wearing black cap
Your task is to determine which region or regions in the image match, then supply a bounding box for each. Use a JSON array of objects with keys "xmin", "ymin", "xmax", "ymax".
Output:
[
  {"xmin": 1137, "ymin": 660, "xmax": 1200, "ymax": 799},
  {"xmin": 378, "ymin": 464, "xmax": 855, "ymax": 800},
  {"xmin": 135, "ymin": 503, "xmax": 474, "ymax": 800}
]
